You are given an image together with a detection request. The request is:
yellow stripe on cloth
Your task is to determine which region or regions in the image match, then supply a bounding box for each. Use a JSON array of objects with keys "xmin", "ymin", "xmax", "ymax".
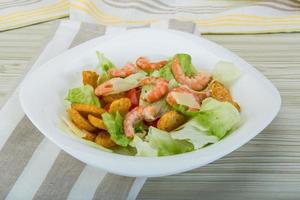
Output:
[
  {"xmin": 1, "ymin": 0, "xmax": 300, "ymax": 33},
  {"xmin": 71, "ymin": 0, "xmax": 156, "ymax": 25},
  {"xmin": 0, "ymin": 0, "xmax": 69, "ymax": 31},
  {"xmin": 69, "ymin": 0, "xmax": 300, "ymax": 34}
]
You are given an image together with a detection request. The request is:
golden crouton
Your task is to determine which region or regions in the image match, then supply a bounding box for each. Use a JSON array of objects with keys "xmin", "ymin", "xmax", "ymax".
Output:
[
  {"xmin": 231, "ymin": 101, "xmax": 241, "ymax": 112},
  {"xmin": 88, "ymin": 114, "xmax": 107, "ymax": 130},
  {"xmin": 82, "ymin": 71, "xmax": 99, "ymax": 88},
  {"xmin": 95, "ymin": 131, "xmax": 116, "ymax": 148},
  {"xmin": 210, "ymin": 81, "xmax": 232, "ymax": 102},
  {"xmin": 71, "ymin": 103, "xmax": 105, "ymax": 117},
  {"xmin": 102, "ymin": 92, "xmax": 125, "ymax": 104},
  {"xmin": 109, "ymin": 98, "xmax": 131, "ymax": 115},
  {"xmin": 67, "ymin": 108, "xmax": 96, "ymax": 132},
  {"xmin": 209, "ymin": 81, "xmax": 240, "ymax": 111},
  {"xmin": 82, "ymin": 129, "xmax": 97, "ymax": 141},
  {"xmin": 157, "ymin": 110, "xmax": 187, "ymax": 132}
]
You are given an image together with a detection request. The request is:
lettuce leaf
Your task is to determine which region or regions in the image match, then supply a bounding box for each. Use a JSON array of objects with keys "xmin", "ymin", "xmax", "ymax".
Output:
[
  {"xmin": 168, "ymin": 79, "xmax": 180, "ymax": 89},
  {"xmin": 131, "ymin": 135, "xmax": 158, "ymax": 157},
  {"xmin": 96, "ymin": 51, "xmax": 115, "ymax": 83},
  {"xmin": 212, "ymin": 61, "xmax": 241, "ymax": 86},
  {"xmin": 96, "ymin": 51, "xmax": 115, "ymax": 71},
  {"xmin": 102, "ymin": 112, "xmax": 130, "ymax": 147},
  {"xmin": 134, "ymin": 121, "xmax": 148, "ymax": 133},
  {"xmin": 172, "ymin": 104, "xmax": 198, "ymax": 117},
  {"xmin": 148, "ymin": 127, "xmax": 194, "ymax": 156},
  {"xmin": 171, "ymin": 119, "xmax": 219, "ymax": 149},
  {"xmin": 66, "ymin": 85, "xmax": 100, "ymax": 107},
  {"xmin": 176, "ymin": 53, "xmax": 197, "ymax": 77},
  {"xmin": 139, "ymin": 84, "xmax": 153, "ymax": 106},
  {"xmin": 195, "ymin": 98, "xmax": 240, "ymax": 138},
  {"xmin": 112, "ymin": 146, "xmax": 137, "ymax": 156}
]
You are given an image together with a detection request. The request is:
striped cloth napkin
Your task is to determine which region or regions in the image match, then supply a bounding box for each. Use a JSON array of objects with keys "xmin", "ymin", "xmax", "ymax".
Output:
[
  {"xmin": 0, "ymin": 19, "xmax": 199, "ymax": 200},
  {"xmin": 1, "ymin": 0, "xmax": 300, "ymax": 33},
  {"xmin": 0, "ymin": 0, "xmax": 69, "ymax": 31}
]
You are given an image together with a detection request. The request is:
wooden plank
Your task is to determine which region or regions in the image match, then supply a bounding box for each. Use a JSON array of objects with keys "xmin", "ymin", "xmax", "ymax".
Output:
[
  {"xmin": 0, "ymin": 21, "xmax": 55, "ymax": 106},
  {"xmin": 0, "ymin": 21, "xmax": 299, "ymax": 199}
]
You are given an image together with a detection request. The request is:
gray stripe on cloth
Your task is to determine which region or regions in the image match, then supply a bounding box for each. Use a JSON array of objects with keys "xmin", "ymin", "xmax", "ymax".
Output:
[
  {"xmin": 126, "ymin": 24, "xmax": 150, "ymax": 29},
  {"xmin": 168, "ymin": 19, "xmax": 196, "ymax": 33},
  {"xmin": 0, "ymin": 117, "xmax": 44, "ymax": 198},
  {"xmin": 33, "ymin": 151, "xmax": 85, "ymax": 200},
  {"xmin": 0, "ymin": 0, "xmax": 41, "ymax": 9},
  {"xmin": 70, "ymin": 23, "xmax": 106, "ymax": 48},
  {"xmin": 93, "ymin": 174, "xmax": 135, "ymax": 200}
]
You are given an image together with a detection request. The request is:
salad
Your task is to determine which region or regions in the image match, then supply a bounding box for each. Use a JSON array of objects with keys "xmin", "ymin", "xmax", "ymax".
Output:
[{"xmin": 63, "ymin": 52, "xmax": 241, "ymax": 156}]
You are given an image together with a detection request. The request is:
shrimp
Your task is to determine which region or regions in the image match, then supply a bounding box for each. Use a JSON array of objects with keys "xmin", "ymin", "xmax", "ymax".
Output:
[
  {"xmin": 172, "ymin": 57, "xmax": 212, "ymax": 91},
  {"xmin": 124, "ymin": 106, "xmax": 158, "ymax": 137},
  {"xmin": 166, "ymin": 85, "xmax": 210, "ymax": 110},
  {"xmin": 95, "ymin": 79, "xmax": 113, "ymax": 96},
  {"xmin": 136, "ymin": 57, "xmax": 168, "ymax": 71},
  {"xmin": 139, "ymin": 77, "xmax": 169, "ymax": 102},
  {"xmin": 108, "ymin": 63, "xmax": 137, "ymax": 78}
]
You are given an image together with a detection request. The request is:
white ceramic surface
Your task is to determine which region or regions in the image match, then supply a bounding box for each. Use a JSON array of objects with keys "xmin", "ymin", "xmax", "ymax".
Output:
[{"xmin": 19, "ymin": 29, "xmax": 281, "ymax": 177}]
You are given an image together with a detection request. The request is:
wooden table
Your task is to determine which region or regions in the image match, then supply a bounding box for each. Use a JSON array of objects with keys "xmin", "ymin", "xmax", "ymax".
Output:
[{"xmin": 1, "ymin": 21, "xmax": 299, "ymax": 199}]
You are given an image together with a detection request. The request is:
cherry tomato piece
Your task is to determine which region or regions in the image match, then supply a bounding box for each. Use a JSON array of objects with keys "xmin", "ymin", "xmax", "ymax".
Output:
[{"xmin": 126, "ymin": 88, "xmax": 139, "ymax": 109}]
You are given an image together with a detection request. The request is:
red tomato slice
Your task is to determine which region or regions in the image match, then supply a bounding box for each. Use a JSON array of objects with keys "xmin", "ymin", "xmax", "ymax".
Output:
[
  {"xmin": 144, "ymin": 119, "xmax": 158, "ymax": 128},
  {"xmin": 127, "ymin": 88, "xmax": 139, "ymax": 109}
]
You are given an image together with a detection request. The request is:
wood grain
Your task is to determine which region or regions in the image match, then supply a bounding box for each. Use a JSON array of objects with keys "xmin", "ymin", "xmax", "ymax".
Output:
[
  {"xmin": 0, "ymin": 21, "xmax": 299, "ymax": 199},
  {"xmin": 0, "ymin": 21, "xmax": 54, "ymax": 107}
]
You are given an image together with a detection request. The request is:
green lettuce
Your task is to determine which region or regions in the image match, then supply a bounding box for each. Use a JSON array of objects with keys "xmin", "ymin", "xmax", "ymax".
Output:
[
  {"xmin": 66, "ymin": 85, "xmax": 100, "ymax": 107},
  {"xmin": 112, "ymin": 146, "xmax": 137, "ymax": 156},
  {"xmin": 151, "ymin": 66, "xmax": 173, "ymax": 81},
  {"xmin": 172, "ymin": 104, "xmax": 197, "ymax": 117},
  {"xmin": 171, "ymin": 119, "xmax": 219, "ymax": 149},
  {"xmin": 168, "ymin": 79, "xmax": 180, "ymax": 89},
  {"xmin": 148, "ymin": 127, "xmax": 194, "ymax": 156},
  {"xmin": 96, "ymin": 51, "xmax": 115, "ymax": 83},
  {"xmin": 176, "ymin": 53, "xmax": 197, "ymax": 77},
  {"xmin": 102, "ymin": 112, "xmax": 130, "ymax": 147},
  {"xmin": 131, "ymin": 135, "xmax": 158, "ymax": 157},
  {"xmin": 195, "ymin": 98, "xmax": 240, "ymax": 138},
  {"xmin": 212, "ymin": 60, "xmax": 241, "ymax": 86},
  {"xmin": 139, "ymin": 84, "xmax": 153, "ymax": 106},
  {"xmin": 134, "ymin": 121, "xmax": 148, "ymax": 133}
]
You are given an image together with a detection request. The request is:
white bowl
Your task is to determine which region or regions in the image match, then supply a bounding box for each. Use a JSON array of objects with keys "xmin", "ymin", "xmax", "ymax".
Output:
[{"xmin": 20, "ymin": 29, "xmax": 281, "ymax": 177}]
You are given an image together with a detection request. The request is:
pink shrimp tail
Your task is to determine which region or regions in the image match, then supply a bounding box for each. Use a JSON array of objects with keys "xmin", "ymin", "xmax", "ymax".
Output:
[
  {"xmin": 136, "ymin": 57, "xmax": 168, "ymax": 71},
  {"xmin": 95, "ymin": 80, "xmax": 113, "ymax": 96},
  {"xmin": 108, "ymin": 63, "xmax": 136, "ymax": 78}
]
